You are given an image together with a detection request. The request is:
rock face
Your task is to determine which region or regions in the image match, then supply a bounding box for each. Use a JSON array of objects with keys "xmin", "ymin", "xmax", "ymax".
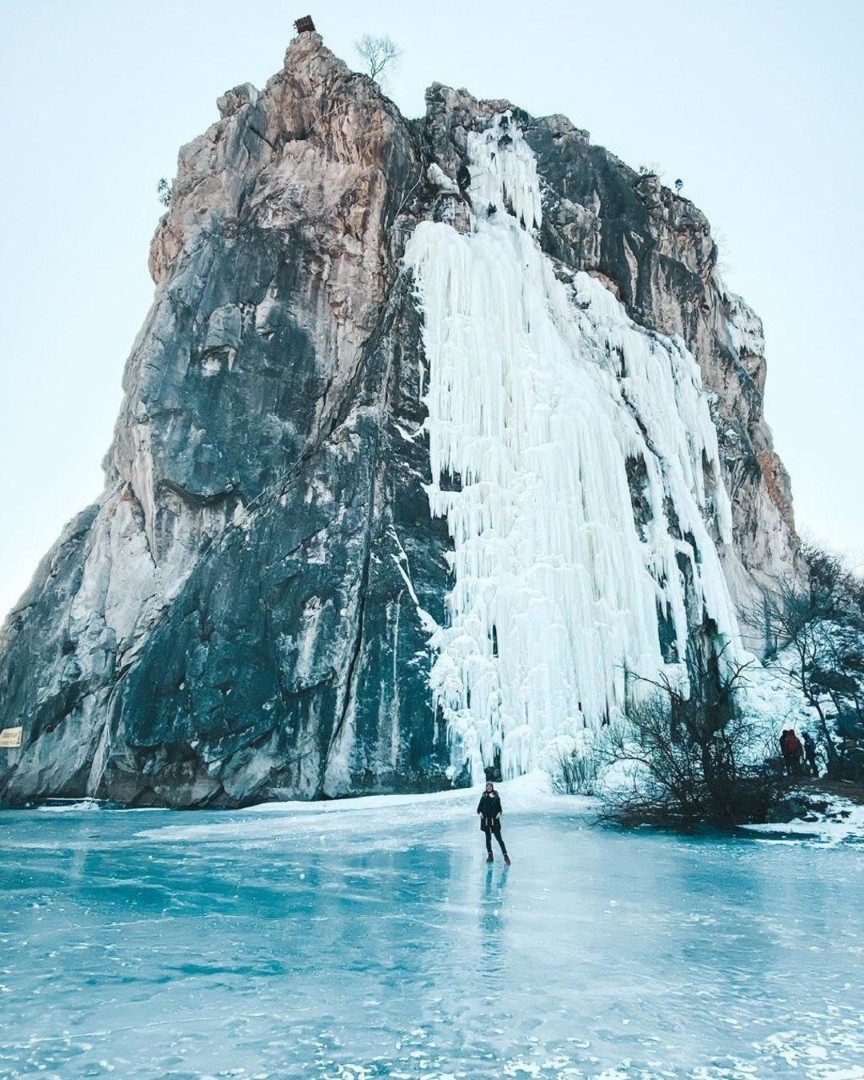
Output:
[{"xmin": 0, "ymin": 34, "xmax": 799, "ymax": 806}]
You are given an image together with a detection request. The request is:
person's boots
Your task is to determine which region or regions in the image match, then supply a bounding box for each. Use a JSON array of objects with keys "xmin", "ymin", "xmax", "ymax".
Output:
[
  {"xmin": 503, "ymin": 853, "xmax": 511, "ymax": 865},
  {"xmin": 486, "ymin": 852, "xmax": 494, "ymax": 862}
]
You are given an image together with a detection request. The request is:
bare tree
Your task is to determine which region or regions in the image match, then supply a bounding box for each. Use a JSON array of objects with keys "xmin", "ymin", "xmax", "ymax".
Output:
[
  {"xmin": 355, "ymin": 34, "xmax": 401, "ymax": 80},
  {"xmin": 758, "ymin": 542, "xmax": 864, "ymax": 776},
  {"xmin": 597, "ymin": 635, "xmax": 789, "ymax": 828}
]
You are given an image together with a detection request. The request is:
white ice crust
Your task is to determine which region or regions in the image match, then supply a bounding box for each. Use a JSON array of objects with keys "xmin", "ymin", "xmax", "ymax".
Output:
[{"xmin": 405, "ymin": 115, "xmax": 742, "ymax": 782}]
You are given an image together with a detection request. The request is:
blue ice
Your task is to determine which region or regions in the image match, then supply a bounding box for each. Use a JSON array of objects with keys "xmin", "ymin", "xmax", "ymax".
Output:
[{"xmin": 1, "ymin": 784, "xmax": 863, "ymax": 1079}]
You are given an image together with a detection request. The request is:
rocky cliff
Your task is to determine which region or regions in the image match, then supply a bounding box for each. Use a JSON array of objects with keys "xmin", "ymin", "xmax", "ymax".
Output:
[{"xmin": 0, "ymin": 33, "xmax": 798, "ymax": 807}]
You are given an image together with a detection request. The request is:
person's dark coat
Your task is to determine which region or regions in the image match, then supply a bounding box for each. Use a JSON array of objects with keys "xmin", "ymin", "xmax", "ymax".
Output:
[{"xmin": 477, "ymin": 791, "xmax": 502, "ymax": 831}]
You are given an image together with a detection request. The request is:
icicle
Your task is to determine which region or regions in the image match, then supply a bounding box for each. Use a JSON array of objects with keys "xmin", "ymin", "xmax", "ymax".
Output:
[{"xmin": 404, "ymin": 114, "xmax": 742, "ymax": 782}]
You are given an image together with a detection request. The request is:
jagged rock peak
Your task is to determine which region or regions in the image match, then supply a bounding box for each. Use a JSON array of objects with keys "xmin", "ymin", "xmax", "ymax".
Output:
[{"xmin": 149, "ymin": 31, "xmax": 410, "ymax": 288}]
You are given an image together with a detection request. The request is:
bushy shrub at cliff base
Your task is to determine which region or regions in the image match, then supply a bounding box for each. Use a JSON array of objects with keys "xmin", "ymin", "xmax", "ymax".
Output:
[
  {"xmin": 548, "ymin": 742, "xmax": 600, "ymax": 797},
  {"xmin": 548, "ymin": 645, "xmax": 792, "ymax": 828},
  {"xmin": 595, "ymin": 691, "xmax": 789, "ymax": 828}
]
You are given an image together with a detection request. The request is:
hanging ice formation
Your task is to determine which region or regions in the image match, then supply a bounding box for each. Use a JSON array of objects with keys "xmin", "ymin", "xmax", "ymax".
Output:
[{"xmin": 404, "ymin": 115, "xmax": 742, "ymax": 782}]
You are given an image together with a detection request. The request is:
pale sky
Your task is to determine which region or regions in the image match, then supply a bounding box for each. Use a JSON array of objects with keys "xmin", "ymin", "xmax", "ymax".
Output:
[{"xmin": 1, "ymin": 0, "xmax": 862, "ymax": 619}]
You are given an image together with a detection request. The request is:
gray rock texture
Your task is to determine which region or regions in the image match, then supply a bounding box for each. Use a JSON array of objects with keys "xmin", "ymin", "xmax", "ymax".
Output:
[{"xmin": 0, "ymin": 34, "xmax": 799, "ymax": 806}]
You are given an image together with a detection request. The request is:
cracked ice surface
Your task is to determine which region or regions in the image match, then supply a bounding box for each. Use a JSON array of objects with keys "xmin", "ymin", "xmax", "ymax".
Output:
[
  {"xmin": 2, "ymin": 781, "xmax": 864, "ymax": 1079},
  {"xmin": 405, "ymin": 117, "xmax": 740, "ymax": 781}
]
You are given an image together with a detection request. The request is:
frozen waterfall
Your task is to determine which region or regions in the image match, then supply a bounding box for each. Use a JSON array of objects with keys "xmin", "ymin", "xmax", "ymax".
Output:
[{"xmin": 404, "ymin": 115, "xmax": 742, "ymax": 782}]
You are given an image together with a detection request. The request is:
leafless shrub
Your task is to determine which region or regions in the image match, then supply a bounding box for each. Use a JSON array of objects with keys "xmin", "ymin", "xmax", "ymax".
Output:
[
  {"xmin": 549, "ymin": 745, "xmax": 599, "ymax": 796},
  {"xmin": 599, "ymin": 638, "xmax": 787, "ymax": 828}
]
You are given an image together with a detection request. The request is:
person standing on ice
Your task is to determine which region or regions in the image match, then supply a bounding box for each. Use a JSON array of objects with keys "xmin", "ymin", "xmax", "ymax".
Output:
[{"xmin": 477, "ymin": 781, "xmax": 511, "ymax": 864}]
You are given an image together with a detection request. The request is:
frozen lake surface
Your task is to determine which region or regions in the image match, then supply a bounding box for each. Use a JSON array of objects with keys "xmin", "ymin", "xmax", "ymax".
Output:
[{"xmin": 2, "ymin": 780, "xmax": 863, "ymax": 1080}]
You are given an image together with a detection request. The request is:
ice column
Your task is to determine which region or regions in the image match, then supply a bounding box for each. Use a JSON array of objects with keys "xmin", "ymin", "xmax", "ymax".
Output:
[{"xmin": 404, "ymin": 115, "xmax": 741, "ymax": 781}]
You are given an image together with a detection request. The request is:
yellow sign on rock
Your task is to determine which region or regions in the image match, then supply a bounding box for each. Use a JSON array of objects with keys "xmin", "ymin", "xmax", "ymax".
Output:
[{"xmin": 0, "ymin": 726, "xmax": 23, "ymax": 748}]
